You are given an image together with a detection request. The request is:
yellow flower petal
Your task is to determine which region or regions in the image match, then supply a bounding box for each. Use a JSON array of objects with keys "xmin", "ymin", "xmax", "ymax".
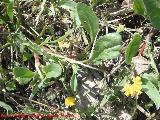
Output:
[
  {"xmin": 129, "ymin": 85, "xmax": 135, "ymax": 96},
  {"xmin": 133, "ymin": 84, "xmax": 142, "ymax": 93},
  {"xmin": 124, "ymin": 91, "xmax": 130, "ymax": 97},
  {"xmin": 58, "ymin": 41, "xmax": 70, "ymax": 48},
  {"xmin": 122, "ymin": 77, "xmax": 142, "ymax": 97},
  {"xmin": 122, "ymin": 84, "xmax": 130, "ymax": 91},
  {"xmin": 136, "ymin": 91, "xmax": 142, "ymax": 96},
  {"xmin": 65, "ymin": 96, "xmax": 75, "ymax": 107},
  {"xmin": 133, "ymin": 76, "xmax": 142, "ymax": 84},
  {"xmin": 122, "ymin": 84, "xmax": 132, "ymax": 97}
]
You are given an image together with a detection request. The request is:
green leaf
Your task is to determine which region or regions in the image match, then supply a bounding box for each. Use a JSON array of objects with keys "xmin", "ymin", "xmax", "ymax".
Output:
[
  {"xmin": 100, "ymin": 94, "xmax": 111, "ymax": 107},
  {"xmin": 13, "ymin": 67, "xmax": 35, "ymax": 85},
  {"xmin": 70, "ymin": 64, "xmax": 78, "ymax": 92},
  {"xmin": 7, "ymin": 0, "xmax": 14, "ymax": 21},
  {"xmin": 143, "ymin": 0, "xmax": 160, "ymax": 29},
  {"xmin": 44, "ymin": 78, "xmax": 55, "ymax": 87},
  {"xmin": 0, "ymin": 19, "xmax": 5, "ymax": 24},
  {"xmin": 133, "ymin": 0, "xmax": 160, "ymax": 29},
  {"xmin": 0, "ymin": 101, "xmax": 13, "ymax": 112},
  {"xmin": 125, "ymin": 33, "xmax": 141, "ymax": 64},
  {"xmin": 156, "ymin": 37, "xmax": 160, "ymax": 43},
  {"xmin": 77, "ymin": 3, "xmax": 99, "ymax": 41},
  {"xmin": 60, "ymin": 0, "xmax": 77, "ymax": 10},
  {"xmin": 43, "ymin": 63, "xmax": 62, "ymax": 78},
  {"xmin": 23, "ymin": 52, "xmax": 32, "ymax": 62},
  {"xmin": 60, "ymin": 0, "xmax": 81, "ymax": 27},
  {"xmin": 149, "ymin": 53, "xmax": 159, "ymax": 74},
  {"xmin": 6, "ymin": 81, "xmax": 16, "ymax": 91},
  {"xmin": 15, "ymin": 32, "xmax": 43, "ymax": 55},
  {"xmin": 133, "ymin": 0, "xmax": 145, "ymax": 16},
  {"xmin": 28, "ymin": 43, "xmax": 43, "ymax": 55},
  {"xmin": 142, "ymin": 73, "xmax": 159, "ymax": 86},
  {"xmin": 142, "ymin": 75, "xmax": 160, "ymax": 109},
  {"xmin": 92, "ymin": 33, "xmax": 121, "ymax": 64}
]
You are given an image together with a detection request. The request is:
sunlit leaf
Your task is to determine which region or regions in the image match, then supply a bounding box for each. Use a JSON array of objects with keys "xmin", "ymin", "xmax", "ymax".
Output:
[
  {"xmin": 143, "ymin": 0, "xmax": 160, "ymax": 29},
  {"xmin": 28, "ymin": 43, "xmax": 43, "ymax": 55},
  {"xmin": 70, "ymin": 64, "xmax": 78, "ymax": 92},
  {"xmin": 77, "ymin": 3, "xmax": 99, "ymax": 41},
  {"xmin": 7, "ymin": 0, "xmax": 14, "ymax": 21},
  {"xmin": 142, "ymin": 74, "xmax": 160, "ymax": 109},
  {"xmin": 133, "ymin": 0, "xmax": 145, "ymax": 16},
  {"xmin": 6, "ymin": 81, "xmax": 16, "ymax": 91},
  {"xmin": 13, "ymin": 67, "xmax": 35, "ymax": 85},
  {"xmin": 0, "ymin": 101, "xmax": 13, "ymax": 112},
  {"xmin": 43, "ymin": 63, "xmax": 62, "ymax": 78},
  {"xmin": 142, "ymin": 73, "xmax": 159, "ymax": 86},
  {"xmin": 133, "ymin": 0, "xmax": 160, "ymax": 29},
  {"xmin": 125, "ymin": 33, "xmax": 141, "ymax": 64},
  {"xmin": 60, "ymin": 0, "xmax": 77, "ymax": 10},
  {"xmin": 92, "ymin": 33, "xmax": 121, "ymax": 64}
]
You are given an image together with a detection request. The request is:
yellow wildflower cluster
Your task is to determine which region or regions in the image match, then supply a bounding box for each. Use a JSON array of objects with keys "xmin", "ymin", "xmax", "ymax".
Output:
[
  {"xmin": 122, "ymin": 76, "xmax": 142, "ymax": 97},
  {"xmin": 65, "ymin": 96, "xmax": 75, "ymax": 107}
]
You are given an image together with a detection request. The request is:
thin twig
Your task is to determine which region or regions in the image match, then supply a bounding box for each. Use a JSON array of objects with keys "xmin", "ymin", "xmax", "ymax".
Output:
[
  {"xmin": 41, "ymin": 46, "xmax": 105, "ymax": 72},
  {"xmin": 137, "ymin": 105, "xmax": 151, "ymax": 118},
  {"xmin": 110, "ymin": 8, "xmax": 133, "ymax": 16},
  {"xmin": 107, "ymin": 60, "xmax": 125, "ymax": 78}
]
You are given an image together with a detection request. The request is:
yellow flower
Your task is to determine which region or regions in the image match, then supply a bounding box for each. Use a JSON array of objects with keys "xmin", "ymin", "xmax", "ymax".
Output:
[
  {"xmin": 122, "ymin": 76, "xmax": 142, "ymax": 97},
  {"xmin": 65, "ymin": 96, "xmax": 75, "ymax": 107},
  {"xmin": 122, "ymin": 84, "xmax": 131, "ymax": 97},
  {"xmin": 132, "ymin": 84, "xmax": 142, "ymax": 96},
  {"xmin": 117, "ymin": 24, "xmax": 125, "ymax": 33},
  {"xmin": 133, "ymin": 76, "xmax": 142, "ymax": 85},
  {"xmin": 123, "ymin": 84, "xmax": 135, "ymax": 97},
  {"xmin": 58, "ymin": 41, "xmax": 70, "ymax": 48}
]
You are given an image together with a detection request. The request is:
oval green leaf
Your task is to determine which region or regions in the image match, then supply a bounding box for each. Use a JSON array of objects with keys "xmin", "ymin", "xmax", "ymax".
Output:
[
  {"xmin": 6, "ymin": 81, "xmax": 16, "ymax": 91},
  {"xmin": 7, "ymin": 0, "xmax": 14, "ymax": 21},
  {"xmin": 133, "ymin": 0, "xmax": 160, "ymax": 29},
  {"xmin": 142, "ymin": 74, "xmax": 160, "ymax": 109},
  {"xmin": 133, "ymin": 0, "xmax": 145, "ymax": 16},
  {"xmin": 13, "ymin": 67, "xmax": 35, "ymax": 85},
  {"xmin": 143, "ymin": 0, "xmax": 160, "ymax": 29},
  {"xmin": 0, "ymin": 101, "xmax": 13, "ymax": 112},
  {"xmin": 43, "ymin": 63, "xmax": 62, "ymax": 78},
  {"xmin": 92, "ymin": 33, "xmax": 121, "ymax": 64},
  {"xmin": 77, "ymin": 3, "xmax": 99, "ymax": 41},
  {"xmin": 70, "ymin": 64, "xmax": 78, "ymax": 92},
  {"xmin": 125, "ymin": 33, "xmax": 141, "ymax": 64}
]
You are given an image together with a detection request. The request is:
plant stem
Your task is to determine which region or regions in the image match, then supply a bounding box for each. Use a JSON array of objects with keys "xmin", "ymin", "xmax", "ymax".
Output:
[{"xmin": 131, "ymin": 98, "xmax": 138, "ymax": 119}]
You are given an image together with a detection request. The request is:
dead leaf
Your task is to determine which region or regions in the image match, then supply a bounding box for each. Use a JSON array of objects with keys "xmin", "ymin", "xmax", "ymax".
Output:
[{"xmin": 132, "ymin": 56, "xmax": 149, "ymax": 75}]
